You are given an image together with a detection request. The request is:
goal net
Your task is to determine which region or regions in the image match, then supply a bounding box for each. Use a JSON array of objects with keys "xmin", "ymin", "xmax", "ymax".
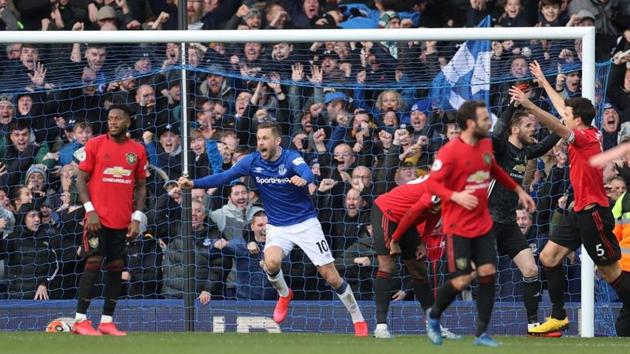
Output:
[{"xmin": 0, "ymin": 24, "xmax": 618, "ymax": 337}]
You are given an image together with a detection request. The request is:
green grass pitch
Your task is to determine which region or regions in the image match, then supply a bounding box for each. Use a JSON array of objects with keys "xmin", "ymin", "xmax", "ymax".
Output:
[{"xmin": 1, "ymin": 332, "xmax": 630, "ymax": 354}]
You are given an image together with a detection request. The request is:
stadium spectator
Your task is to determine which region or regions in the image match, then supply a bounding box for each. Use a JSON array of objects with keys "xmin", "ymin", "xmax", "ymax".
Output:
[
  {"xmin": 0, "ymin": 205, "xmax": 61, "ymax": 300},
  {"xmin": 220, "ymin": 210, "xmax": 290, "ymax": 300},
  {"xmin": 162, "ymin": 200, "xmax": 230, "ymax": 301}
]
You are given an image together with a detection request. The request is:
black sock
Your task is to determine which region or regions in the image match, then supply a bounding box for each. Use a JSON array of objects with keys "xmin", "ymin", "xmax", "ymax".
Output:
[
  {"xmin": 103, "ymin": 269, "xmax": 123, "ymax": 316},
  {"xmin": 610, "ymin": 271, "xmax": 630, "ymax": 305},
  {"xmin": 476, "ymin": 274, "xmax": 496, "ymax": 337},
  {"xmin": 412, "ymin": 278, "xmax": 434, "ymax": 312},
  {"xmin": 430, "ymin": 280, "xmax": 459, "ymax": 319},
  {"xmin": 76, "ymin": 270, "xmax": 99, "ymax": 315},
  {"xmin": 375, "ymin": 271, "xmax": 393, "ymax": 324},
  {"xmin": 544, "ymin": 266, "xmax": 567, "ymax": 319},
  {"xmin": 522, "ymin": 274, "xmax": 541, "ymax": 323}
]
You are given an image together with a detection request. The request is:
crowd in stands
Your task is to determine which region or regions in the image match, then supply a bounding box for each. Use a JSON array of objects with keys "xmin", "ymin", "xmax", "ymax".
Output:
[{"xmin": 0, "ymin": 0, "xmax": 629, "ymax": 304}]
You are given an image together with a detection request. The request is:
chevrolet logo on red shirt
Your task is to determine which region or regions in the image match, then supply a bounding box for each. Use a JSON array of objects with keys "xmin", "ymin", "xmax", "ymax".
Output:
[{"xmin": 103, "ymin": 166, "xmax": 132, "ymax": 178}]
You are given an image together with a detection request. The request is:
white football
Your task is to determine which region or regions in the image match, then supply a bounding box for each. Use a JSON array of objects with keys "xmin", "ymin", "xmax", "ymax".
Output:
[{"xmin": 45, "ymin": 317, "xmax": 76, "ymax": 333}]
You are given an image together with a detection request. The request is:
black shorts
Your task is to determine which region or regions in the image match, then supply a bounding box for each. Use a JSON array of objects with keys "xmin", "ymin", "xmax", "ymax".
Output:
[
  {"xmin": 551, "ymin": 205, "xmax": 620, "ymax": 266},
  {"xmin": 494, "ymin": 222, "xmax": 529, "ymax": 259},
  {"xmin": 446, "ymin": 231, "xmax": 497, "ymax": 277},
  {"xmin": 82, "ymin": 225, "xmax": 128, "ymax": 261},
  {"xmin": 371, "ymin": 205, "xmax": 420, "ymax": 260}
]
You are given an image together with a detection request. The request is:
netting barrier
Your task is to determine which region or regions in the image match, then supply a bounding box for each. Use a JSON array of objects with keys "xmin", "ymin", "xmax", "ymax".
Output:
[{"xmin": 0, "ymin": 26, "xmax": 622, "ymax": 336}]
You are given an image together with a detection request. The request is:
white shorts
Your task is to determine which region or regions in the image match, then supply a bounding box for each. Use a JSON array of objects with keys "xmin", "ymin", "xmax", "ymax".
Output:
[{"xmin": 264, "ymin": 217, "xmax": 334, "ymax": 267}]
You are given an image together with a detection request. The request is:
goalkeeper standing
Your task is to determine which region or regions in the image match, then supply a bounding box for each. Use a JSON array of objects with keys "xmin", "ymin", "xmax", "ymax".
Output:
[{"xmin": 72, "ymin": 105, "xmax": 148, "ymax": 336}]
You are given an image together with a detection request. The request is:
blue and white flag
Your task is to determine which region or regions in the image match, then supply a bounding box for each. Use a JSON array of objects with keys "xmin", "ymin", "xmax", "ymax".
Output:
[{"xmin": 429, "ymin": 16, "xmax": 492, "ymax": 110}]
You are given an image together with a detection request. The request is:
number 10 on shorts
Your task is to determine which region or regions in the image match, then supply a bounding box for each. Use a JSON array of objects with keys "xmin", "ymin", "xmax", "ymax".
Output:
[{"xmin": 316, "ymin": 240, "xmax": 329, "ymax": 254}]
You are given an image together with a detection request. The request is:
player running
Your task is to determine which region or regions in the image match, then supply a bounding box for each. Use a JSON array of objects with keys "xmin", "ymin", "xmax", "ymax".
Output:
[
  {"xmin": 509, "ymin": 61, "xmax": 630, "ymax": 336},
  {"xmin": 72, "ymin": 104, "xmax": 148, "ymax": 336},
  {"xmin": 371, "ymin": 175, "xmax": 461, "ymax": 339},
  {"xmin": 490, "ymin": 98, "xmax": 561, "ymax": 334},
  {"xmin": 178, "ymin": 122, "xmax": 368, "ymax": 336},
  {"xmin": 425, "ymin": 100, "xmax": 536, "ymax": 347}
]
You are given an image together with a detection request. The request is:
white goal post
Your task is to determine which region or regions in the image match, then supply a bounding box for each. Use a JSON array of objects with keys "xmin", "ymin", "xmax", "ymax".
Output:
[{"xmin": 1, "ymin": 26, "xmax": 597, "ymax": 337}]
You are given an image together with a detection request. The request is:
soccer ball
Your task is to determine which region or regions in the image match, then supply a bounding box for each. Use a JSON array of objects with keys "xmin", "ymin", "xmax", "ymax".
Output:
[{"xmin": 45, "ymin": 317, "xmax": 76, "ymax": 333}]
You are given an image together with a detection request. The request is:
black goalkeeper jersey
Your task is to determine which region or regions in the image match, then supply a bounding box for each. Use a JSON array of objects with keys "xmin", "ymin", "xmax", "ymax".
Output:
[{"xmin": 489, "ymin": 104, "xmax": 561, "ymax": 224}]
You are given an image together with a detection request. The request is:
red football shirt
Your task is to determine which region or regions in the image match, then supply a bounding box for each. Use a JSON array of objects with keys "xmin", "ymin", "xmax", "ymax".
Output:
[
  {"xmin": 79, "ymin": 134, "xmax": 147, "ymax": 229},
  {"xmin": 567, "ymin": 127, "xmax": 609, "ymax": 211},
  {"xmin": 374, "ymin": 176, "xmax": 441, "ymax": 242},
  {"xmin": 427, "ymin": 137, "xmax": 518, "ymax": 238}
]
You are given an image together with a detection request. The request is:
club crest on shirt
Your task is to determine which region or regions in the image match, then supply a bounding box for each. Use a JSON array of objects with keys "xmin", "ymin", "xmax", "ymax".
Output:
[
  {"xmin": 89, "ymin": 236, "xmax": 99, "ymax": 249},
  {"xmin": 483, "ymin": 153, "xmax": 492, "ymax": 165},
  {"xmin": 278, "ymin": 164, "xmax": 287, "ymax": 176},
  {"xmin": 431, "ymin": 159, "xmax": 443, "ymax": 171},
  {"xmin": 456, "ymin": 257, "xmax": 468, "ymax": 270},
  {"xmin": 126, "ymin": 153, "xmax": 137, "ymax": 165}
]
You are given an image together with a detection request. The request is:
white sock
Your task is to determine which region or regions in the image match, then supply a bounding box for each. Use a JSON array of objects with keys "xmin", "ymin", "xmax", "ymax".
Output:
[
  {"xmin": 266, "ymin": 269, "xmax": 290, "ymax": 297},
  {"xmin": 336, "ymin": 281, "xmax": 364, "ymax": 323},
  {"xmin": 100, "ymin": 315, "xmax": 113, "ymax": 323},
  {"xmin": 75, "ymin": 313, "xmax": 87, "ymax": 321},
  {"xmin": 376, "ymin": 323, "xmax": 388, "ymax": 331}
]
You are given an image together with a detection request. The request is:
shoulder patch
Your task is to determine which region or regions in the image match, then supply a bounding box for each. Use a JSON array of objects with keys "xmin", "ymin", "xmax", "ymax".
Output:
[
  {"xmin": 73, "ymin": 147, "xmax": 86, "ymax": 163},
  {"xmin": 292, "ymin": 157, "xmax": 306, "ymax": 166}
]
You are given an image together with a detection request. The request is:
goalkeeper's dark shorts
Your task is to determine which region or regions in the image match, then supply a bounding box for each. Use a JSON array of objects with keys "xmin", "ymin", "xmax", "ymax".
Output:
[
  {"xmin": 82, "ymin": 225, "xmax": 127, "ymax": 261},
  {"xmin": 493, "ymin": 221, "xmax": 529, "ymax": 259},
  {"xmin": 371, "ymin": 205, "xmax": 420, "ymax": 260}
]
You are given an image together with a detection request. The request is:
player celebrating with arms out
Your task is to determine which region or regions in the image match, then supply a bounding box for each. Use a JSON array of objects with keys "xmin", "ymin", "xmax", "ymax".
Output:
[
  {"xmin": 510, "ymin": 61, "xmax": 630, "ymax": 336},
  {"xmin": 371, "ymin": 175, "xmax": 461, "ymax": 340},
  {"xmin": 72, "ymin": 104, "xmax": 148, "ymax": 336},
  {"xmin": 425, "ymin": 100, "xmax": 536, "ymax": 347},
  {"xmin": 490, "ymin": 98, "xmax": 561, "ymax": 335},
  {"xmin": 178, "ymin": 122, "xmax": 368, "ymax": 336}
]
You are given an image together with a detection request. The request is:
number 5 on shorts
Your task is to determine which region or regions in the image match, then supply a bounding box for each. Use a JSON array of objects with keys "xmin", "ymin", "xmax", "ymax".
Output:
[
  {"xmin": 316, "ymin": 240, "xmax": 329, "ymax": 254},
  {"xmin": 595, "ymin": 243, "xmax": 605, "ymax": 257}
]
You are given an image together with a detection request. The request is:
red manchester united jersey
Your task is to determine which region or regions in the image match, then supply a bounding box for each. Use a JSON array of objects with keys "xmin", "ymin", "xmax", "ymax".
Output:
[
  {"xmin": 567, "ymin": 127, "xmax": 609, "ymax": 211},
  {"xmin": 427, "ymin": 137, "xmax": 518, "ymax": 238},
  {"xmin": 374, "ymin": 176, "xmax": 441, "ymax": 241},
  {"xmin": 79, "ymin": 134, "xmax": 147, "ymax": 229}
]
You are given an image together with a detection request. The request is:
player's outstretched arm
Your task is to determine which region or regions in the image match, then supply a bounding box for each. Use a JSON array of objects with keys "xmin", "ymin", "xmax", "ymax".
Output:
[
  {"xmin": 529, "ymin": 60, "xmax": 566, "ymax": 114},
  {"xmin": 509, "ymin": 86, "xmax": 571, "ymax": 140},
  {"xmin": 590, "ymin": 143, "xmax": 630, "ymax": 168},
  {"xmin": 184, "ymin": 156, "xmax": 251, "ymax": 189}
]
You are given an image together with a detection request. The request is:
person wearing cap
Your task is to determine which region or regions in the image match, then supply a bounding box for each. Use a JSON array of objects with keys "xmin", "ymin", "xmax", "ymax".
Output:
[
  {"xmin": 95, "ymin": 5, "xmax": 118, "ymax": 30},
  {"xmin": 199, "ymin": 63, "xmax": 235, "ymax": 112},
  {"xmin": 324, "ymin": 91, "xmax": 349, "ymax": 123},
  {"xmin": 145, "ymin": 123, "xmax": 182, "ymax": 181},
  {"xmin": 108, "ymin": 65, "xmax": 136, "ymax": 105},
  {"xmin": 568, "ymin": 0, "xmax": 621, "ymax": 60},
  {"xmin": 225, "ymin": 3, "xmax": 262, "ymax": 30}
]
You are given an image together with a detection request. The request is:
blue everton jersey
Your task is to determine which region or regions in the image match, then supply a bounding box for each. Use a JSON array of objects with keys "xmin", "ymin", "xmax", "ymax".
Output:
[{"xmin": 193, "ymin": 149, "xmax": 317, "ymax": 226}]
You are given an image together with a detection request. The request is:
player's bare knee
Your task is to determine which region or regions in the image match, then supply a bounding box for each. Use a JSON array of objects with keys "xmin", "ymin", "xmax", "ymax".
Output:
[
  {"xmin": 477, "ymin": 264, "xmax": 496, "ymax": 277},
  {"xmin": 539, "ymin": 250, "xmax": 560, "ymax": 268},
  {"xmin": 598, "ymin": 264, "xmax": 621, "ymax": 283},
  {"xmin": 450, "ymin": 275, "xmax": 472, "ymax": 291},
  {"xmin": 522, "ymin": 265, "xmax": 539, "ymax": 278},
  {"xmin": 377, "ymin": 256, "xmax": 395, "ymax": 273},
  {"xmin": 264, "ymin": 259, "xmax": 282, "ymax": 274}
]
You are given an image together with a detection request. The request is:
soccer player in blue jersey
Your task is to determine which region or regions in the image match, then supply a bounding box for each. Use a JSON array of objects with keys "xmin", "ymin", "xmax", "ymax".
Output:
[{"xmin": 178, "ymin": 122, "xmax": 368, "ymax": 336}]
